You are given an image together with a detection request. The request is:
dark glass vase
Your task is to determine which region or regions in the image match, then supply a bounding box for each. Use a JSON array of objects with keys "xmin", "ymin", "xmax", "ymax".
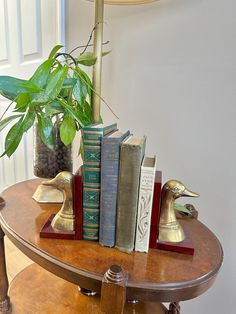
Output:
[{"xmin": 33, "ymin": 123, "xmax": 72, "ymax": 179}]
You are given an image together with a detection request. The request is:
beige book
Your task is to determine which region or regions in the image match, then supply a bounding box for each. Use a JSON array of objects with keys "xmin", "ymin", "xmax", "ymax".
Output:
[{"xmin": 135, "ymin": 155, "xmax": 157, "ymax": 253}]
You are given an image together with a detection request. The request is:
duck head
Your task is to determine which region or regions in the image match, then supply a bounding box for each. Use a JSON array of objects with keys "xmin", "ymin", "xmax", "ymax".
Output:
[
  {"xmin": 159, "ymin": 180, "xmax": 199, "ymax": 243},
  {"xmin": 42, "ymin": 171, "xmax": 73, "ymax": 196},
  {"xmin": 162, "ymin": 180, "xmax": 199, "ymax": 200}
]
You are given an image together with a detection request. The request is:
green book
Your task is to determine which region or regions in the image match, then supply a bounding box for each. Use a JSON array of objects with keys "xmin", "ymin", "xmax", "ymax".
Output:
[
  {"xmin": 82, "ymin": 123, "xmax": 117, "ymax": 241},
  {"xmin": 115, "ymin": 136, "xmax": 146, "ymax": 253}
]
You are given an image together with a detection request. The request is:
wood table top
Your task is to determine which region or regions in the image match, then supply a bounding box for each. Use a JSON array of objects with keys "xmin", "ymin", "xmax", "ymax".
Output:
[{"xmin": 0, "ymin": 179, "xmax": 223, "ymax": 302}]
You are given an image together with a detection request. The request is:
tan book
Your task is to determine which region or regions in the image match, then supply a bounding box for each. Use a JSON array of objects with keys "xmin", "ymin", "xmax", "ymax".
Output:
[{"xmin": 115, "ymin": 135, "xmax": 146, "ymax": 253}]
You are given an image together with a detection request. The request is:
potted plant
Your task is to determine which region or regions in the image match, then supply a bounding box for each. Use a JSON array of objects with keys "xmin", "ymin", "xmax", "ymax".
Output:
[{"xmin": 0, "ymin": 44, "xmax": 107, "ymax": 177}]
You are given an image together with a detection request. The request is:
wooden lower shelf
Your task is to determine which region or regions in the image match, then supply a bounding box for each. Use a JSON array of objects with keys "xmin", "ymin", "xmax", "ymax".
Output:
[{"xmin": 9, "ymin": 264, "xmax": 167, "ymax": 314}]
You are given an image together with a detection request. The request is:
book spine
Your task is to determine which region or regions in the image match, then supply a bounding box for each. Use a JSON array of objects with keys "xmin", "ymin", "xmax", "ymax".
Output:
[
  {"xmin": 83, "ymin": 166, "xmax": 100, "ymax": 188},
  {"xmin": 82, "ymin": 129, "xmax": 103, "ymax": 240},
  {"xmin": 82, "ymin": 124, "xmax": 117, "ymax": 241},
  {"xmin": 149, "ymin": 171, "xmax": 162, "ymax": 249},
  {"xmin": 115, "ymin": 141, "xmax": 146, "ymax": 253},
  {"xmin": 83, "ymin": 186, "xmax": 100, "ymax": 240},
  {"xmin": 73, "ymin": 167, "xmax": 83, "ymax": 240},
  {"xmin": 99, "ymin": 140, "xmax": 120, "ymax": 247},
  {"xmin": 103, "ymin": 123, "xmax": 118, "ymax": 135},
  {"xmin": 135, "ymin": 165, "xmax": 156, "ymax": 252}
]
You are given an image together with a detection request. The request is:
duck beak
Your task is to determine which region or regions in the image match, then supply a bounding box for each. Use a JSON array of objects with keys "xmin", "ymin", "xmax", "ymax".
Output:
[
  {"xmin": 42, "ymin": 178, "xmax": 56, "ymax": 187},
  {"xmin": 182, "ymin": 188, "xmax": 199, "ymax": 198}
]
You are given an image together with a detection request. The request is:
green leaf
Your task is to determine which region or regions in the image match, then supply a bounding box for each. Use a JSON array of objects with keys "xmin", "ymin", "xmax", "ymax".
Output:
[
  {"xmin": 79, "ymin": 101, "xmax": 92, "ymax": 124},
  {"xmin": 1, "ymin": 111, "xmax": 35, "ymax": 157},
  {"xmin": 0, "ymin": 76, "xmax": 42, "ymax": 101},
  {"xmin": 0, "ymin": 115, "xmax": 23, "ymax": 132},
  {"xmin": 77, "ymin": 52, "xmax": 97, "ymax": 66},
  {"xmin": 73, "ymin": 74, "xmax": 87, "ymax": 104},
  {"xmin": 30, "ymin": 59, "xmax": 54, "ymax": 88},
  {"xmin": 31, "ymin": 65, "xmax": 68, "ymax": 104},
  {"xmin": 57, "ymin": 99, "xmax": 85, "ymax": 128},
  {"xmin": 59, "ymin": 87, "xmax": 69, "ymax": 99},
  {"xmin": 59, "ymin": 115, "xmax": 76, "ymax": 145},
  {"xmin": 37, "ymin": 114, "xmax": 54, "ymax": 149},
  {"xmin": 102, "ymin": 50, "xmax": 111, "ymax": 57},
  {"xmin": 84, "ymin": 101, "xmax": 92, "ymax": 121},
  {"xmin": 15, "ymin": 93, "xmax": 30, "ymax": 111},
  {"xmin": 174, "ymin": 203, "xmax": 191, "ymax": 214},
  {"xmin": 22, "ymin": 111, "xmax": 36, "ymax": 132},
  {"xmin": 45, "ymin": 101, "xmax": 64, "ymax": 117},
  {"xmin": 73, "ymin": 67, "xmax": 92, "ymax": 100},
  {"xmin": 76, "ymin": 51, "xmax": 111, "ymax": 67},
  {"xmin": 48, "ymin": 45, "xmax": 63, "ymax": 59},
  {"xmin": 31, "ymin": 92, "xmax": 50, "ymax": 104},
  {"xmin": 3, "ymin": 117, "xmax": 24, "ymax": 157},
  {"xmin": 62, "ymin": 78, "xmax": 77, "ymax": 88},
  {"xmin": 80, "ymin": 69, "xmax": 92, "ymax": 99},
  {"xmin": 45, "ymin": 65, "xmax": 69, "ymax": 99},
  {"xmin": 75, "ymin": 104, "xmax": 91, "ymax": 126}
]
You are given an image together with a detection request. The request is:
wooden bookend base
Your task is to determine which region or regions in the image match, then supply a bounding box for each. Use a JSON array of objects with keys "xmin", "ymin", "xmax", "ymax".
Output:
[
  {"xmin": 32, "ymin": 185, "xmax": 63, "ymax": 203},
  {"xmin": 40, "ymin": 214, "xmax": 76, "ymax": 240},
  {"xmin": 156, "ymin": 225, "xmax": 194, "ymax": 255}
]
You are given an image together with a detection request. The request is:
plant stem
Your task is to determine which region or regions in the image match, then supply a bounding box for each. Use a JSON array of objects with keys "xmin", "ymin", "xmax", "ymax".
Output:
[
  {"xmin": 69, "ymin": 41, "xmax": 110, "ymax": 55},
  {"xmin": 77, "ymin": 25, "xmax": 96, "ymax": 56},
  {"xmin": 55, "ymin": 53, "xmax": 77, "ymax": 66}
]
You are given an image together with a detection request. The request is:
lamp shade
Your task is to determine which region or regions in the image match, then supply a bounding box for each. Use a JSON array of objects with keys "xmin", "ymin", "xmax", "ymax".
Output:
[{"xmin": 87, "ymin": 0, "xmax": 158, "ymax": 5}]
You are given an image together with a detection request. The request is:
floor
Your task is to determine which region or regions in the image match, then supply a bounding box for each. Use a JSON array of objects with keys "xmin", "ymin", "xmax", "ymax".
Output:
[{"xmin": 4, "ymin": 236, "xmax": 32, "ymax": 282}]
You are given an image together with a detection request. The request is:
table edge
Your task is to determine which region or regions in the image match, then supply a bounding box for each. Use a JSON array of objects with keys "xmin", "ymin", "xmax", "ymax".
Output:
[{"xmin": 0, "ymin": 208, "xmax": 223, "ymax": 302}]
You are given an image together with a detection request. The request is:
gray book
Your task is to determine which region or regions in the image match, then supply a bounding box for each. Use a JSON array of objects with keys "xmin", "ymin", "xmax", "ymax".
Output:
[
  {"xmin": 99, "ymin": 130, "xmax": 130, "ymax": 247},
  {"xmin": 115, "ymin": 136, "xmax": 146, "ymax": 253}
]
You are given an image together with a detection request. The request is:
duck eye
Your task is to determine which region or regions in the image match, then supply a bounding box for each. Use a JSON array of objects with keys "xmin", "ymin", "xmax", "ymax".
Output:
[{"xmin": 173, "ymin": 187, "xmax": 179, "ymax": 193}]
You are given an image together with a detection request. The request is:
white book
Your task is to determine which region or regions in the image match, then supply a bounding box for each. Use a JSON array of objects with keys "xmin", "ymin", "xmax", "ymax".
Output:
[{"xmin": 134, "ymin": 155, "xmax": 156, "ymax": 253}]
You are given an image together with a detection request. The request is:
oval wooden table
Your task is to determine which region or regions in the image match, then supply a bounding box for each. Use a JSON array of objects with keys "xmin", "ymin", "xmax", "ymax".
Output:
[{"xmin": 0, "ymin": 180, "xmax": 223, "ymax": 313}]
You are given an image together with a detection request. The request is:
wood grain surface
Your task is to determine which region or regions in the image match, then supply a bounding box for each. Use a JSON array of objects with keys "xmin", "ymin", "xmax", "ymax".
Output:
[
  {"xmin": 9, "ymin": 263, "xmax": 167, "ymax": 314},
  {"xmin": 0, "ymin": 179, "xmax": 223, "ymax": 303}
]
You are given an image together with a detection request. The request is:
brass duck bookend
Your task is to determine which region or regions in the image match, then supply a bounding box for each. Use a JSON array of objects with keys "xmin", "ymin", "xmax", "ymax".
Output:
[
  {"xmin": 159, "ymin": 180, "xmax": 199, "ymax": 243},
  {"xmin": 42, "ymin": 171, "xmax": 74, "ymax": 232}
]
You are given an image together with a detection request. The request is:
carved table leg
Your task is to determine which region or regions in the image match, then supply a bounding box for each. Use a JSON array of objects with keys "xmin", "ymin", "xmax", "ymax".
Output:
[
  {"xmin": 0, "ymin": 226, "xmax": 11, "ymax": 313},
  {"xmin": 100, "ymin": 265, "xmax": 128, "ymax": 314},
  {"xmin": 168, "ymin": 302, "xmax": 180, "ymax": 314}
]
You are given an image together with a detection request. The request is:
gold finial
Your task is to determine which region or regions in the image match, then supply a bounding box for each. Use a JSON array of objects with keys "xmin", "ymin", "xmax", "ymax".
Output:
[
  {"xmin": 159, "ymin": 180, "xmax": 199, "ymax": 243},
  {"xmin": 42, "ymin": 171, "xmax": 74, "ymax": 232}
]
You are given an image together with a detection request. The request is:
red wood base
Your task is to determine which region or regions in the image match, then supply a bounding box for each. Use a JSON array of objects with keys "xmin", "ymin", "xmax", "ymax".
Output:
[
  {"xmin": 40, "ymin": 214, "xmax": 76, "ymax": 240},
  {"xmin": 156, "ymin": 225, "xmax": 194, "ymax": 255}
]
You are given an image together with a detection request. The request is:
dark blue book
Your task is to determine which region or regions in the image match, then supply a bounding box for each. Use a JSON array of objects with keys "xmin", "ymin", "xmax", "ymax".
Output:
[{"xmin": 99, "ymin": 130, "xmax": 130, "ymax": 247}]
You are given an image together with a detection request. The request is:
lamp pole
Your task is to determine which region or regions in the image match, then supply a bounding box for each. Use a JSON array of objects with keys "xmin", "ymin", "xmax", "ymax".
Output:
[{"xmin": 92, "ymin": 0, "xmax": 104, "ymax": 123}]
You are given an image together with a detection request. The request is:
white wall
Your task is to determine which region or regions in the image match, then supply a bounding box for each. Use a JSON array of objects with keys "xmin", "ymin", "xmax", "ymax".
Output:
[{"xmin": 66, "ymin": 0, "xmax": 236, "ymax": 313}]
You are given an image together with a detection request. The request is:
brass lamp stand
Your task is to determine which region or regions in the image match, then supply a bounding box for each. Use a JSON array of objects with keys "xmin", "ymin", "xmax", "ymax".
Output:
[
  {"xmin": 92, "ymin": 0, "xmax": 104, "ymax": 123},
  {"xmin": 91, "ymin": 0, "xmax": 159, "ymax": 122}
]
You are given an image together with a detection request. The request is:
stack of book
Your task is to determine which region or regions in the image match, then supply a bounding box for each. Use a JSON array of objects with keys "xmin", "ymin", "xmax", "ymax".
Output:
[{"xmin": 74, "ymin": 123, "xmax": 162, "ymax": 253}]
